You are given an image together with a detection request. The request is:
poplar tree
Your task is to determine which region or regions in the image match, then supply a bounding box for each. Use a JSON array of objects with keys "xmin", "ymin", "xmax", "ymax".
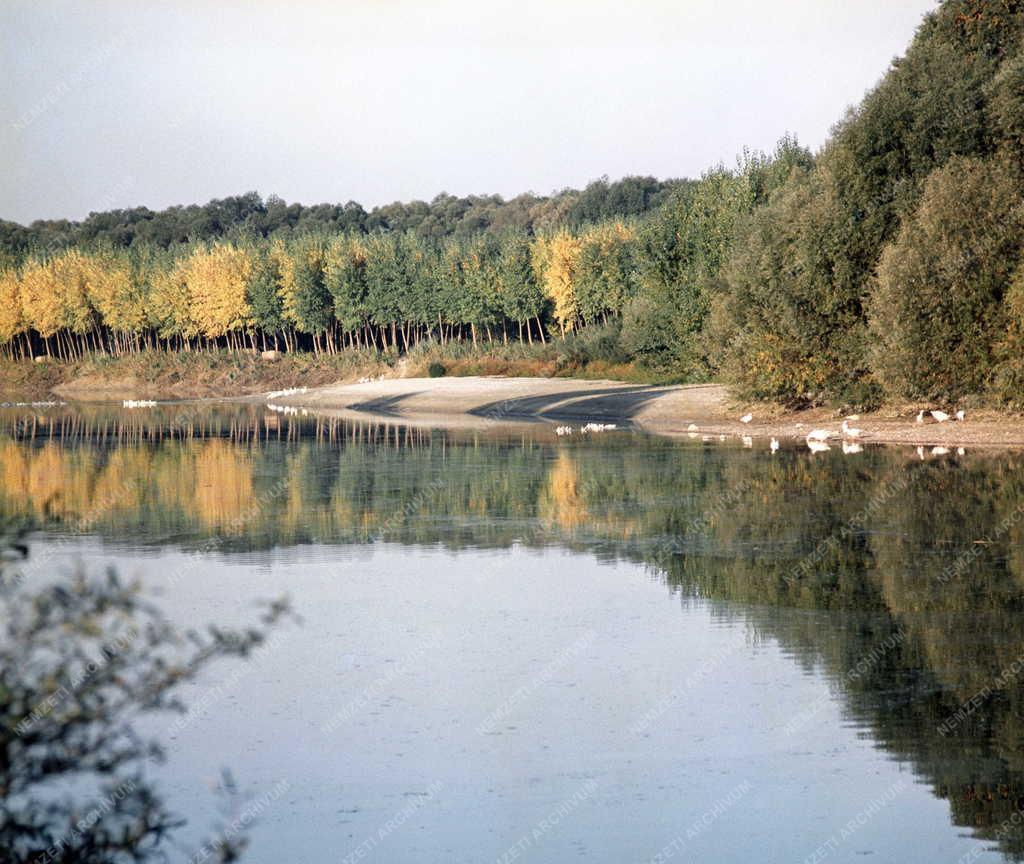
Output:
[
  {"xmin": 246, "ymin": 246, "xmax": 285, "ymax": 350},
  {"xmin": 497, "ymin": 232, "xmax": 545, "ymax": 343}
]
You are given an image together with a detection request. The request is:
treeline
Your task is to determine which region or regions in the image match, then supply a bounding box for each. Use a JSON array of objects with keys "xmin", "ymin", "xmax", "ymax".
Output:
[
  {"xmin": 0, "ymin": 175, "xmax": 681, "ymax": 258},
  {"xmin": 4, "ymin": 0, "xmax": 1024, "ymax": 407},
  {"xmin": 710, "ymin": 0, "xmax": 1024, "ymax": 406},
  {"xmin": 0, "ymin": 222, "xmax": 615, "ymax": 356},
  {"xmin": 0, "ymin": 144, "xmax": 807, "ymax": 361}
]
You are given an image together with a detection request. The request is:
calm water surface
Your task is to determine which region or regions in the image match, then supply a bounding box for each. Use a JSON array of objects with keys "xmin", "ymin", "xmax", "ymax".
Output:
[{"xmin": 4, "ymin": 403, "xmax": 1024, "ymax": 863}]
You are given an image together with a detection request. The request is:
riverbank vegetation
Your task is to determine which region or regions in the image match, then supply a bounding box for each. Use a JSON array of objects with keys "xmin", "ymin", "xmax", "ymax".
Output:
[
  {"xmin": 3, "ymin": 0, "xmax": 1023, "ymax": 409},
  {"xmin": 0, "ymin": 323, "xmax": 663, "ymax": 401}
]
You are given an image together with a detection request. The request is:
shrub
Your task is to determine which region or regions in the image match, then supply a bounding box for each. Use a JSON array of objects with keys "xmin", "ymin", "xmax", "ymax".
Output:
[
  {"xmin": 869, "ymin": 156, "xmax": 1024, "ymax": 401},
  {"xmin": 0, "ymin": 522, "xmax": 291, "ymax": 862},
  {"xmin": 427, "ymin": 360, "xmax": 447, "ymax": 378},
  {"xmin": 619, "ymin": 294, "xmax": 680, "ymax": 371},
  {"xmin": 992, "ymin": 262, "xmax": 1024, "ymax": 405},
  {"xmin": 988, "ymin": 53, "xmax": 1024, "ymax": 160},
  {"xmin": 713, "ymin": 165, "xmax": 873, "ymax": 403}
]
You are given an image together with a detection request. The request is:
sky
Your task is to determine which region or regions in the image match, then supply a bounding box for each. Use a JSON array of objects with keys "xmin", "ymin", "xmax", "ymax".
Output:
[{"xmin": 1, "ymin": 0, "xmax": 938, "ymax": 225}]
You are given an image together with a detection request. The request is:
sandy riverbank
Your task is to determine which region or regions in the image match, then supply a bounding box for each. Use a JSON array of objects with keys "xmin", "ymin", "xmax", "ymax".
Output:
[{"xmin": 269, "ymin": 376, "xmax": 1024, "ymax": 449}]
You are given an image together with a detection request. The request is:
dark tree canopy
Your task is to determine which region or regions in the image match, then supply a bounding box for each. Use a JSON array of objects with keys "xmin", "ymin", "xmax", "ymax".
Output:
[{"xmin": 0, "ymin": 177, "xmax": 685, "ymax": 261}]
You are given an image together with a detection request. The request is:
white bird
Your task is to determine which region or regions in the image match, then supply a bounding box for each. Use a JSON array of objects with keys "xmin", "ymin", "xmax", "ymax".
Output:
[
  {"xmin": 916, "ymin": 445, "xmax": 925, "ymax": 460},
  {"xmin": 932, "ymin": 446, "xmax": 950, "ymax": 456},
  {"xmin": 687, "ymin": 423, "xmax": 699, "ymax": 432},
  {"xmin": 955, "ymin": 410, "xmax": 966, "ymax": 422},
  {"xmin": 739, "ymin": 413, "xmax": 753, "ymax": 424},
  {"xmin": 770, "ymin": 437, "xmax": 780, "ymax": 453},
  {"xmin": 931, "ymin": 410, "xmax": 950, "ymax": 423},
  {"xmin": 742, "ymin": 436, "xmax": 753, "ymax": 448},
  {"xmin": 841, "ymin": 419, "xmax": 863, "ymax": 438},
  {"xmin": 807, "ymin": 440, "xmax": 831, "ymax": 454},
  {"xmin": 842, "ymin": 441, "xmax": 863, "ymax": 455},
  {"xmin": 806, "ymin": 429, "xmax": 832, "ymax": 442},
  {"xmin": 916, "ymin": 410, "xmax": 925, "ymax": 424},
  {"xmin": 719, "ymin": 434, "xmax": 726, "ymax": 441},
  {"xmin": 957, "ymin": 447, "xmax": 966, "ymax": 456}
]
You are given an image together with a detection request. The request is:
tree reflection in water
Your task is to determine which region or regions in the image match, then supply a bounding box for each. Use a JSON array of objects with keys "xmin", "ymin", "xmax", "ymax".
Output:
[{"xmin": 3, "ymin": 402, "xmax": 1024, "ymax": 857}]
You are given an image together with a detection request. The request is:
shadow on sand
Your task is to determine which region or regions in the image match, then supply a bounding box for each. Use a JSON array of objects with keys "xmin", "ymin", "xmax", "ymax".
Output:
[
  {"xmin": 347, "ymin": 392, "xmax": 423, "ymax": 416},
  {"xmin": 470, "ymin": 385, "xmax": 672, "ymax": 423}
]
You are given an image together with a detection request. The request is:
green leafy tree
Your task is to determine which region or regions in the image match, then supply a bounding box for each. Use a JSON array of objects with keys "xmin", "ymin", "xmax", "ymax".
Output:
[
  {"xmin": 496, "ymin": 232, "xmax": 546, "ymax": 342},
  {"xmin": 869, "ymin": 156, "xmax": 1024, "ymax": 401},
  {"xmin": 460, "ymin": 234, "xmax": 502, "ymax": 343},
  {"xmin": 246, "ymin": 246, "xmax": 285, "ymax": 348},
  {"xmin": 576, "ymin": 222, "xmax": 637, "ymax": 327},
  {"xmin": 280, "ymin": 237, "xmax": 333, "ymax": 351},
  {"xmin": 325, "ymin": 235, "xmax": 369, "ymax": 341},
  {"xmin": 364, "ymin": 234, "xmax": 405, "ymax": 348}
]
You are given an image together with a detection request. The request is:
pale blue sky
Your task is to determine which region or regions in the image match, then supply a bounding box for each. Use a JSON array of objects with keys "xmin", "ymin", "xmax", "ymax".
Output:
[{"xmin": 1, "ymin": 0, "xmax": 937, "ymax": 224}]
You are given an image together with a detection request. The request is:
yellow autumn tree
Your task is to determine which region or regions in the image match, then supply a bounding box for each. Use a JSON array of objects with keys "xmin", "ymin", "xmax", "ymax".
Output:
[
  {"xmin": 273, "ymin": 240, "xmax": 298, "ymax": 326},
  {"xmin": 533, "ymin": 230, "xmax": 581, "ymax": 336},
  {"xmin": 271, "ymin": 239, "xmax": 310, "ymax": 352},
  {"xmin": 182, "ymin": 243, "xmax": 253, "ymax": 344},
  {"xmin": 13, "ymin": 251, "xmax": 101, "ymax": 357},
  {"xmin": 0, "ymin": 269, "xmax": 24, "ymax": 353},
  {"xmin": 19, "ymin": 258, "xmax": 67, "ymax": 354},
  {"xmin": 149, "ymin": 255, "xmax": 198, "ymax": 345},
  {"xmin": 576, "ymin": 222, "xmax": 636, "ymax": 324},
  {"xmin": 82, "ymin": 252, "xmax": 147, "ymax": 352},
  {"xmin": 52, "ymin": 250, "xmax": 96, "ymax": 342}
]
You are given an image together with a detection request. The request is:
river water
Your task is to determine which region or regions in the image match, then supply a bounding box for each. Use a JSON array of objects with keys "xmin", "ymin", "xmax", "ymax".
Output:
[{"xmin": 3, "ymin": 402, "xmax": 1023, "ymax": 863}]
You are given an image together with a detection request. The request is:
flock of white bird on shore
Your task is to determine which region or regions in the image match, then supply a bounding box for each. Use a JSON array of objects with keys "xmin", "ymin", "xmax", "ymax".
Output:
[
  {"xmin": 265, "ymin": 386, "xmax": 308, "ymax": 399},
  {"xmin": 122, "ymin": 399, "xmax": 157, "ymax": 409},
  {"xmin": 666, "ymin": 407, "xmax": 971, "ymax": 457}
]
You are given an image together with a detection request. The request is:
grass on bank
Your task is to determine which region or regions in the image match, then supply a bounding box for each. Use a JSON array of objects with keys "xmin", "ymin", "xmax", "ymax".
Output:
[{"xmin": 0, "ymin": 325, "xmax": 686, "ymax": 401}]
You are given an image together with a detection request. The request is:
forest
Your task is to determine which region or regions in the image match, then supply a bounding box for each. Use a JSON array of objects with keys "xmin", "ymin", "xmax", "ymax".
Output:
[{"xmin": 3, "ymin": 0, "xmax": 1024, "ymax": 408}]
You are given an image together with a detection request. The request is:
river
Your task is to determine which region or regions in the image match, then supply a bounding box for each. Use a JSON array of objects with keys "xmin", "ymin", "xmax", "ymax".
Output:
[{"xmin": 2, "ymin": 402, "xmax": 1021, "ymax": 863}]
